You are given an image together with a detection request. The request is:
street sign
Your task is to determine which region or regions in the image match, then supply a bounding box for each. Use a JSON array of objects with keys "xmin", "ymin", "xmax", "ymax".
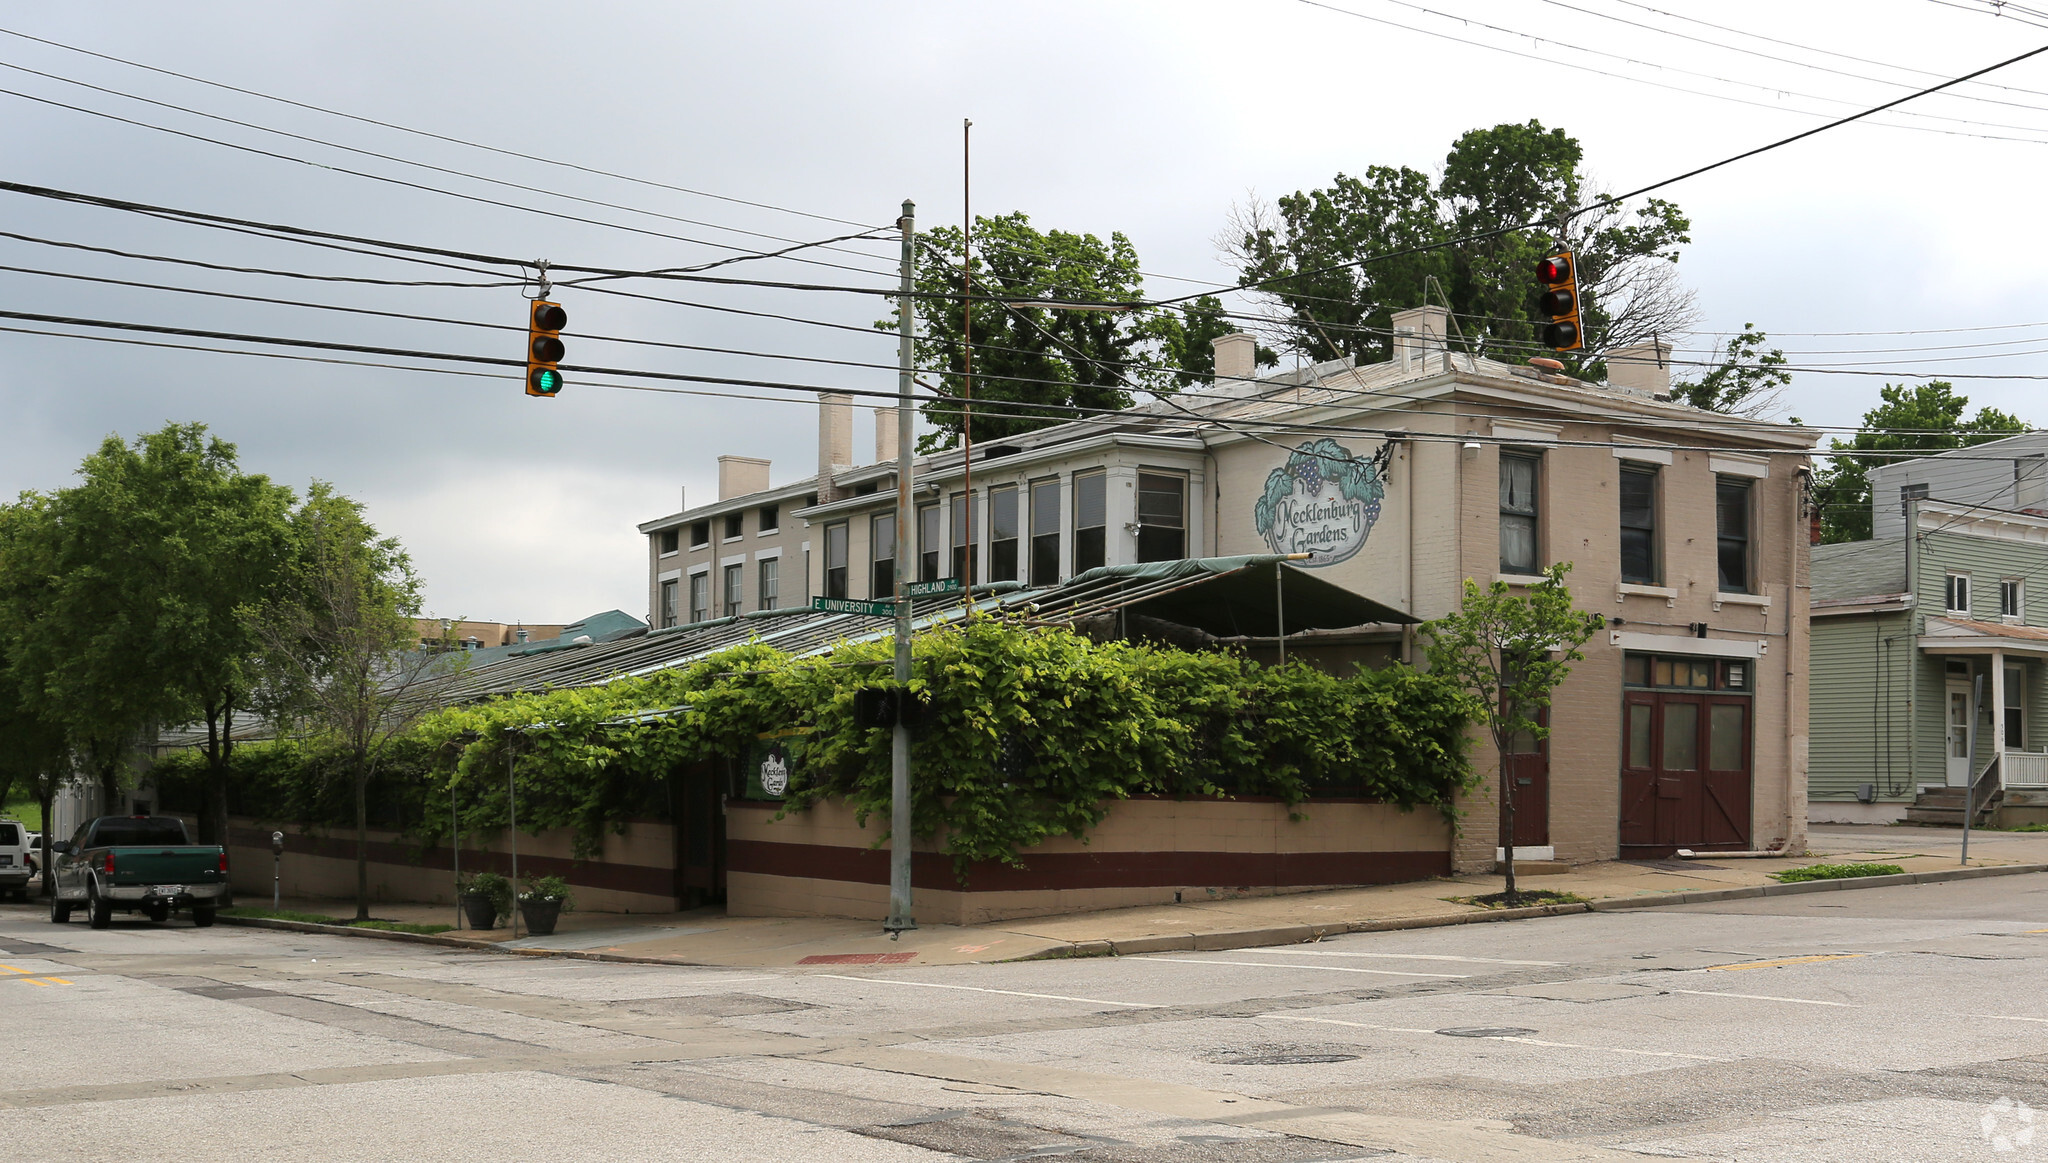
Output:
[
  {"xmin": 904, "ymin": 578, "xmax": 963, "ymax": 597},
  {"xmin": 812, "ymin": 596, "xmax": 894, "ymax": 617}
]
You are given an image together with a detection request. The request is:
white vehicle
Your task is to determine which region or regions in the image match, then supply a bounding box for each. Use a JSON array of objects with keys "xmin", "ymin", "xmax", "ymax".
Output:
[{"xmin": 0, "ymin": 819, "xmax": 30, "ymax": 901}]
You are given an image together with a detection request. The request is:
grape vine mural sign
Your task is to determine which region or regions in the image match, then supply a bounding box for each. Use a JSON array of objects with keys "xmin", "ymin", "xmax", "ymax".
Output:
[{"xmin": 1252, "ymin": 438, "xmax": 1392, "ymax": 566}]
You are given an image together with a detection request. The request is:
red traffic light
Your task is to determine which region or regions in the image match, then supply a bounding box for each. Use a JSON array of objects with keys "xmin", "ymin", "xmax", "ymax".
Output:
[{"xmin": 1536, "ymin": 255, "xmax": 1572, "ymax": 284}]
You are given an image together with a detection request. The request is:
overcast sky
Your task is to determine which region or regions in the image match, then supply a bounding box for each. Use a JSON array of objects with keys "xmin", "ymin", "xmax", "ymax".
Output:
[{"xmin": 5, "ymin": 0, "xmax": 2048, "ymax": 623}]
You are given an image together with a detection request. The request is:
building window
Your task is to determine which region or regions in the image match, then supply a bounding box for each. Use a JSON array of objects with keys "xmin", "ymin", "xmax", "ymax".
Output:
[
  {"xmin": 917, "ymin": 502, "xmax": 941, "ymax": 583},
  {"xmin": 989, "ymin": 485, "xmax": 1019, "ymax": 582},
  {"xmin": 1029, "ymin": 477, "xmax": 1061, "ymax": 586},
  {"xmin": 871, "ymin": 513, "xmax": 896, "ymax": 598},
  {"xmin": 1074, "ymin": 470, "xmax": 1107, "ymax": 574},
  {"xmin": 658, "ymin": 529, "xmax": 679, "ymax": 556},
  {"xmin": 722, "ymin": 563, "xmax": 743, "ymax": 617},
  {"xmin": 659, "ymin": 579, "xmax": 678, "ymax": 629},
  {"xmin": 1947, "ymin": 573, "xmax": 1972, "ymax": 614},
  {"xmin": 1136, "ymin": 472, "xmax": 1186, "ymax": 563},
  {"xmin": 1715, "ymin": 476, "xmax": 1752, "ymax": 594},
  {"xmin": 1899, "ymin": 482, "xmax": 1929, "ymax": 514},
  {"xmin": 824, "ymin": 522, "xmax": 849, "ymax": 600},
  {"xmin": 723, "ymin": 512, "xmax": 744, "ymax": 540},
  {"xmin": 759, "ymin": 503, "xmax": 779, "ymax": 533},
  {"xmin": 2003, "ymin": 578, "xmax": 2023, "ymax": 619},
  {"xmin": 689, "ymin": 573, "xmax": 709, "ymax": 623},
  {"xmin": 758, "ymin": 558, "xmax": 779, "ymax": 611},
  {"xmin": 1619, "ymin": 464, "xmax": 1659, "ymax": 585},
  {"xmin": 2008, "ymin": 665, "xmax": 2026, "ymax": 747},
  {"xmin": 1499, "ymin": 453, "xmax": 1539, "ymax": 575},
  {"xmin": 951, "ymin": 491, "xmax": 979, "ymax": 583},
  {"xmin": 690, "ymin": 520, "xmax": 710, "ymax": 548}
]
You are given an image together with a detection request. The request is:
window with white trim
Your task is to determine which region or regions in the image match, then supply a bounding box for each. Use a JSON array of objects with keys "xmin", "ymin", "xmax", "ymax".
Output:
[
  {"xmin": 2002, "ymin": 578, "xmax": 2022, "ymax": 619},
  {"xmin": 1946, "ymin": 573, "xmax": 1971, "ymax": 614}
]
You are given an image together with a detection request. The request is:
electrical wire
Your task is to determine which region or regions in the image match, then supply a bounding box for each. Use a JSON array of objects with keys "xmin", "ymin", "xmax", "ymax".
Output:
[
  {"xmin": 0, "ymin": 226, "xmax": 517, "ymax": 287},
  {"xmin": 0, "ymin": 23, "xmax": 884, "ymax": 231}
]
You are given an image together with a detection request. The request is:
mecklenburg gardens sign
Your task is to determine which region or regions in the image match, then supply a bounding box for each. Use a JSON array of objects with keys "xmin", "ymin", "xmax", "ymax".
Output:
[{"xmin": 1252, "ymin": 438, "xmax": 1390, "ymax": 567}]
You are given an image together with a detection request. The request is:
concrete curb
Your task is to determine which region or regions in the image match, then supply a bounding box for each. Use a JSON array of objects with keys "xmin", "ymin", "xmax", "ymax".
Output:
[
  {"xmin": 213, "ymin": 915, "xmax": 753, "ymax": 968},
  {"xmin": 1012, "ymin": 862, "xmax": 2048, "ymax": 962}
]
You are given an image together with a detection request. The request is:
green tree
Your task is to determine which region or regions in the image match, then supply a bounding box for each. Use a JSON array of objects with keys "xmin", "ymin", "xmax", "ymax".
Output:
[
  {"xmin": 252, "ymin": 485, "xmax": 456, "ymax": 921},
  {"xmin": 890, "ymin": 212, "xmax": 1272, "ymax": 449},
  {"xmin": 1423, "ymin": 563, "xmax": 1602, "ymax": 901},
  {"xmin": 1670, "ymin": 325, "xmax": 1792, "ymax": 416},
  {"xmin": 1815, "ymin": 382, "xmax": 2028, "ymax": 543},
  {"xmin": 1227, "ymin": 120, "xmax": 1695, "ymax": 374},
  {"xmin": 0, "ymin": 426, "xmax": 296, "ymax": 838},
  {"xmin": 0, "ymin": 639, "xmax": 70, "ymax": 897}
]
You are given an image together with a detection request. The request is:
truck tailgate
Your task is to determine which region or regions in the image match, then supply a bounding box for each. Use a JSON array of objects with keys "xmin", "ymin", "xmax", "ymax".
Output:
[{"xmin": 113, "ymin": 848, "xmax": 221, "ymax": 883}]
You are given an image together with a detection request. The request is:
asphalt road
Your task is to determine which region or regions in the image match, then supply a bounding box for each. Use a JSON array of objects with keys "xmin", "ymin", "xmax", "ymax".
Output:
[{"xmin": 5, "ymin": 876, "xmax": 2048, "ymax": 1162}]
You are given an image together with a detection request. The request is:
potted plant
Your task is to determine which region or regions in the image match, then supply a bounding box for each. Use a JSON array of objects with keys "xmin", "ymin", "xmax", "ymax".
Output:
[
  {"xmin": 457, "ymin": 870, "xmax": 510, "ymax": 930},
  {"xmin": 517, "ymin": 874, "xmax": 574, "ymax": 937}
]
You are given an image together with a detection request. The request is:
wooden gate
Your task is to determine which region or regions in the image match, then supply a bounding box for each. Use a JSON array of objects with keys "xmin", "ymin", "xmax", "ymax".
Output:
[
  {"xmin": 1621, "ymin": 690, "xmax": 1752, "ymax": 856},
  {"xmin": 672, "ymin": 759, "xmax": 726, "ymax": 908}
]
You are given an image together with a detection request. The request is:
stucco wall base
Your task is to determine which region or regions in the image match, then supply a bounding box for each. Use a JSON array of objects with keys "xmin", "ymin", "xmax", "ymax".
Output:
[{"xmin": 1807, "ymin": 800, "xmax": 1911, "ymax": 825}]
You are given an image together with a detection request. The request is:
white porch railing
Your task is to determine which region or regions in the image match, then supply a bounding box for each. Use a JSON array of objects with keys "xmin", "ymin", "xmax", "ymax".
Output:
[{"xmin": 2005, "ymin": 751, "xmax": 2048, "ymax": 788}]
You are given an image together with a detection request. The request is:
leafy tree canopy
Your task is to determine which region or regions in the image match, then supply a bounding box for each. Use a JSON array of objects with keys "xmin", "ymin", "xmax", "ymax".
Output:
[
  {"xmin": 1815, "ymin": 382, "xmax": 2027, "ymax": 543},
  {"xmin": 1669, "ymin": 324, "xmax": 1791, "ymax": 417},
  {"xmin": 886, "ymin": 212, "xmax": 1273, "ymax": 450},
  {"xmin": 1226, "ymin": 120, "xmax": 1695, "ymax": 377}
]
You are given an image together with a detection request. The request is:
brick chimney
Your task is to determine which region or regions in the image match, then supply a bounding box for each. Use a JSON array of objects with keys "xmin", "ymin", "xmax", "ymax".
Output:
[
  {"xmin": 717, "ymin": 455, "xmax": 770, "ymax": 500},
  {"xmin": 817, "ymin": 392, "xmax": 853, "ymax": 502},
  {"xmin": 874, "ymin": 406, "xmax": 898, "ymax": 464},
  {"xmin": 1389, "ymin": 305, "xmax": 1448, "ymax": 373},
  {"xmin": 1607, "ymin": 340, "xmax": 1674, "ymax": 396},
  {"xmin": 1212, "ymin": 333, "xmax": 1257, "ymax": 386}
]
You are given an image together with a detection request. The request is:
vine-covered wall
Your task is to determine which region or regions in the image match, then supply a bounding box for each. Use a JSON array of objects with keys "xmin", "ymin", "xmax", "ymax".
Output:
[{"xmin": 158, "ymin": 618, "xmax": 1476, "ymax": 876}]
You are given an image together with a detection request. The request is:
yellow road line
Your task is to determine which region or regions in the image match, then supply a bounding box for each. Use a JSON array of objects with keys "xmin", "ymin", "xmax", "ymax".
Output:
[
  {"xmin": 1707, "ymin": 954, "xmax": 1865, "ymax": 972},
  {"xmin": 41, "ymin": 978, "xmax": 70, "ymax": 985},
  {"xmin": 16, "ymin": 977, "xmax": 46, "ymax": 987}
]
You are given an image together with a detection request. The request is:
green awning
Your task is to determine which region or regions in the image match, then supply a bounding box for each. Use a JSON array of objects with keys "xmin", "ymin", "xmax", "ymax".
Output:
[{"xmin": 1058, "ymin": 555, "xmax": 1414, "ymax": 637}]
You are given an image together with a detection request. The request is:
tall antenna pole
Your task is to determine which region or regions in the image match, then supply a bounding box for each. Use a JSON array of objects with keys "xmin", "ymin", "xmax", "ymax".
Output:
[
  {"xmin": 960, "ymin": 118, "xmax": 974, "ymax": 596},
  {"xmin": 885, "ymin": 200, "xmax": 918, "ymax": 936}
]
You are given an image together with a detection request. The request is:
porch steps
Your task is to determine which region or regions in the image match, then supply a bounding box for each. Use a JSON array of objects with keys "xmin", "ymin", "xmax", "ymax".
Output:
[{"xmin": 1905, "ymin": 786, "xmax": 2001, "ymax": 827}]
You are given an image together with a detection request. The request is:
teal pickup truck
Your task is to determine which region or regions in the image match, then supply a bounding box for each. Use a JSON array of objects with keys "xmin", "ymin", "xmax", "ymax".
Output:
[{"xmin": 48, "ymin": 815, "xmax": 229, "ymax": 929}]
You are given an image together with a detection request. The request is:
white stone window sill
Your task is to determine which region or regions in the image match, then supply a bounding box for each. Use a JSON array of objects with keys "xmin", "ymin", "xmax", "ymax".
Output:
[
  {"xmin": 757, "ymin": 529, "xmax": 781, "ymax": 537},
  {"xmin": 722, "ymin": 537, "xmax": 745, "ymax": 545},
  {"xmin": 1714, "ymin": 591, "xmax": 1770, "ymax": 609},
  {"xmin": 1496, "ymin": 573, "xmax": 1550, "ymax": 587},
  {"xmin": 1619, "ymin": 582, "xmax": 1677, "ymax": 598}
]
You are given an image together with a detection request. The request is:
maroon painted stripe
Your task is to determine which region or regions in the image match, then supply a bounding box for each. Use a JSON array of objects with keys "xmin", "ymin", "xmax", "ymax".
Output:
[{"xmin": 725, "ymin": 839, "xmax": 1448, "ymax": 892}]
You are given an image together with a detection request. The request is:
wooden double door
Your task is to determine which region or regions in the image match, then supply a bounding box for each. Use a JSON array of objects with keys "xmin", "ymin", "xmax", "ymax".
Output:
[{"xmin": 1621, "ymin": 691, "xmax": 1752, "ymax": 855}]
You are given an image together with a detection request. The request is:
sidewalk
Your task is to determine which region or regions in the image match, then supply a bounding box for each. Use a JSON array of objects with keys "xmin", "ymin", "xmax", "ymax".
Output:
[{"xmin": 215, "ymin": 824, "xmax": 2048, "ymax": 969}]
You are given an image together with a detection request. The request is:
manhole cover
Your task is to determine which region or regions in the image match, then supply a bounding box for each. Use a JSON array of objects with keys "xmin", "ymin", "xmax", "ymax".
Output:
[
  {"xmin": 1436, "ymin": 1026, "xmax": 1536, "ymax": 1038},
  {"xmin": 1226, "ymin": 1053, "xmax": 1360, "ymax": 1065}
]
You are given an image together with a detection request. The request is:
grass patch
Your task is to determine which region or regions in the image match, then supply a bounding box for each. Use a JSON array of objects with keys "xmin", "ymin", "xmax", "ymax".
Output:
[
  {"xmin": 1771, "ymin": 862, "xmax": 1906, "ymax": 883},
  {"xmin": 350, "ymin": 920, "xmax": 453, "ymax": 935},
  {"xmin": 2, "ymin": 798, "xmax": 41, "ymax": 831},
  {"xmin": 220, "ymin": 907, "xmax": 344, "ymax": 924},
  {"xmin": 1445, "ymin": 889, "xmax": 1589, "ymax": 909},
  {"xmin": 2000, "ymin": 823, "xmax": 2048, "ymax": 833}
]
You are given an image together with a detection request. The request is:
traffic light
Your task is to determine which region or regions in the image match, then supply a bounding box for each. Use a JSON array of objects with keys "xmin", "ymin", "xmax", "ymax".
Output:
[
  {"xmin": 526, "ymin": 299, "xmax": 567, "ymax": 397},
  {"xmin": 1534, "ymin": 251, "xmax": 1583, "ymax": 352}
]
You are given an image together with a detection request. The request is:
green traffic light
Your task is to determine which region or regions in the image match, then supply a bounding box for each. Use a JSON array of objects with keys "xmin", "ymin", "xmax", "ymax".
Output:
[{"xmin": 529, "ymin": 367, "xmax": 564, "ymax": 395}]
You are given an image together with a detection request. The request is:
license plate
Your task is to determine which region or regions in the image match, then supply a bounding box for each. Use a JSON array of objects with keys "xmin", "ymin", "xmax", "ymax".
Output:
[
  {"xmin": 0, "ymin": 855, "xmax": 10, "ymax": 866},
  {"xmin": 151, "ymin": 885, "xmax": 185, "ymax": 897}
]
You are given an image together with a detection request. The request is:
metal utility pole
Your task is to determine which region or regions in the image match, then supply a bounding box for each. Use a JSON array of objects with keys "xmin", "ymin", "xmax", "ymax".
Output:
[
  {"xmin": 885, "ymin": 199, "xmax": 918, "ymax": 936},
  {"xmin": 508, "ymin": 737, "xmax": 521, "ymax": 937},
  {"xmin": 960, "ymin": 119, "xmax": 974, "ymax": 596}
]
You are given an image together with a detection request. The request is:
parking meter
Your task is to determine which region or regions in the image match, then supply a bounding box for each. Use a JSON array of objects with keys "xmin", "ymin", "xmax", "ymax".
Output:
[{"xmin": 270, "ymin": 831, "xmax": 284, "ymax": 910}]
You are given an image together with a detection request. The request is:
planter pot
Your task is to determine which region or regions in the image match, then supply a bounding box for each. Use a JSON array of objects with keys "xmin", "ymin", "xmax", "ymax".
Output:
[
  {"xmin": 459, "ymin": 892, "xmax": 499, "ymax": 931},
  {"xmin": 519, "ymin": 898, "xmax": 563, "ymax": 936}
]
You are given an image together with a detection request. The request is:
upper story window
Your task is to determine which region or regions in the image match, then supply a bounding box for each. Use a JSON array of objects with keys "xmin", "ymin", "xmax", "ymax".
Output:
[
  {"xmin": 723, "ymin": 512, "xmax": 744, "ymax": 541},
  {"xmin": 1499, "ymin": 453, "xmax": 1539, "ymax": 575},
  {"xmin": 659, "ymin": 579, "xmax": 678, "ymax": 629},
  {"xmin": 658, "ymin": 529, "xmax": 679, "ymax": 556},
  {"xmin": 722, "ymin": 563, "xmax": 744, "ymax": 618},
  {"xmin": 917, "ymin": 502, "xmax": 941, "ymax": 584},
  {"xmin": 1899, "ymin": 482, "xmax": 1929, "ymax": 515},
  {"xmin": 2019, "ymin": 457, "xmax": 2048, "ymax": 510},
  {"xmin": 1073, "ymin": 470, "xmax": 1107, "ymax": 575},
  {"xmin": 758, "ymin": 558, "xmax": 779, "ymax": 611},
  {"xmin": 1619, "ymin": 463, "xmax": 1660, "ymax": 586},
  {"xmin": 871, "ymin": 513, "xmax": 896, "ymax": 599},
  {"xmin": 1136, "ymin": 472, "xmax": 1186, "ymax": 563},
  {"xmin": 2003, "ymin": 578, "xmax": 2023, "ymax": 620},
  {"xmin": 759, "ymin": 503, "xmax": 780, "ymax": 533},
  {"xmin": 1030, "ymin": 477, "xmax": 1061, "ymax": 586},
  {"xmin": 989, "ymin": 484, "xmax": 1019, "ymax": 583},
  {"xmin": 690, "ymin": 520, "xmax": 710, "ymax": 549},
  {"xmin": 1947, "ymin": 573, "xmax": 1972, "ymax": 614},
  {"xmin": 951, "ymin": 491, "xmax": 979, "ymax": 583},
  {"xmin": 824, "ymin": 522, "xmax": 849, "ymax": 600},
  {"xmin": 689, "ymin": 573, "xmax": 709, "ymax": 624},
  {"xmin": 1715, "ymin": 476, "xmax": 1752, "ymax": 594}
]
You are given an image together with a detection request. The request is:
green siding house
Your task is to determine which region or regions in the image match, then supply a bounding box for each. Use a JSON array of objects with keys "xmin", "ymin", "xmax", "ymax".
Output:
[{"xmin": 1811, "ymin": 499, "xmax": 2048, "ymax": 824}]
